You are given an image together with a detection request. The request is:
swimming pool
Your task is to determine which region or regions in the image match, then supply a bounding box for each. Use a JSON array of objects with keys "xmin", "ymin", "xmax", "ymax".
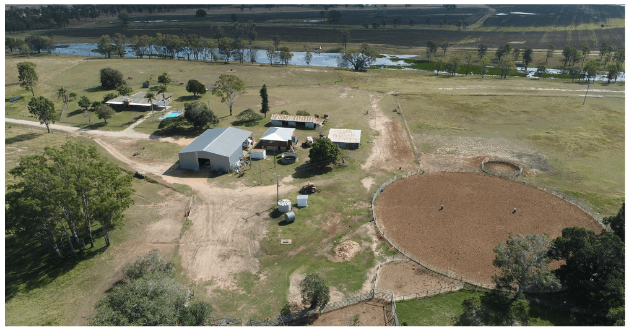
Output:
[{"xmin": 162, "ymin": 112, "xmax": 181, "ymax": 119}]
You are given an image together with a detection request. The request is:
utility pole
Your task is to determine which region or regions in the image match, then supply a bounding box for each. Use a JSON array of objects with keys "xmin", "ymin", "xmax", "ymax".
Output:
[
  {"xmin": 583, "ymin": 83, "xmax": 590, "ymax": 105},
  {"xmin": 274, "ymin": 149, "xmax": 276, "ymax": 168},
  {"xmin": 272, "ymin": 173, "xmax": 280, "ymax": 203}
]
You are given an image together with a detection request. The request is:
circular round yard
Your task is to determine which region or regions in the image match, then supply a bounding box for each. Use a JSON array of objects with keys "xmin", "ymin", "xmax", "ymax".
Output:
[{"xmin": 374, "ymin": 172, "xmax": 603, "ymax": 284}]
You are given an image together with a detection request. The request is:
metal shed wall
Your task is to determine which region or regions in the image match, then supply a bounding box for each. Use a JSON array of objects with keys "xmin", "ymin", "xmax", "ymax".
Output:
[{"xmin": 179, "ymin": 151, "xmax": 199, "ymax": 170}]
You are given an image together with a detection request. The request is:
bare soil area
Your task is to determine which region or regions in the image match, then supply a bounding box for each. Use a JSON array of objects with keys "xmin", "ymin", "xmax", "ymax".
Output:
[
  {"xmin": 309, "ymin": 299, "xmax": 389, "ymax": 326},
  {"xmin": 333, "ymin": 241, "xmax": 361, "ymax": 262},
  {"xmin": 361, "ymin": 176, "xmax": 375, "ymax": 192},
  {"xmin": 374, "ymin": 172, "xmax": 603, "ymax": 283},
  {"xmin": 376, "ymin": 261, "xmax": 460, "ymax": 297},
  {"xmin": 362, "ymin": 94, "xmax": 417, "ymax": 172},
  {"xmin": 484, "ymin": 162, "xmax": 520, "ymax": 173}
]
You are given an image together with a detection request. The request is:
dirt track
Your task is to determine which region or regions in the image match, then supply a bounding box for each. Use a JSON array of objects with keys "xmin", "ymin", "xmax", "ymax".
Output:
[
  {"xmin": 376, "ymin": 261, "xmax": 460, "ymax": 297},
  {"xmin": 374, "ymin": 172, "xmax": 603, "ymax": 283}
]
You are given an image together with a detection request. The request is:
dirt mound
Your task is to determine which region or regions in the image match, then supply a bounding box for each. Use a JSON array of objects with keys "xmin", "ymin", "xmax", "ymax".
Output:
[{"xmin": 334, "ymin": 241, "xmax": 361, "ymax": 262}]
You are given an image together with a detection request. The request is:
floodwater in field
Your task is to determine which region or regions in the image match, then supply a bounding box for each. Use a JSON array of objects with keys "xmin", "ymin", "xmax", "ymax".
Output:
[
  {"xmin": 46, "ymin": 43, "xmax": 414, "ymax": 67},
  {"xmin": 41, "ymin": 43, "xmax": 624, "ymax": 81}
]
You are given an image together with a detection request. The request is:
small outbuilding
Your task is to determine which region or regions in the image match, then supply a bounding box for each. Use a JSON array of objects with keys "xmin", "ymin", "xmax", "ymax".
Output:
[
  {"xmin": 297, "ymin": 195, "xmax": 308, "ymax": 208},
  {"xmin": 260, "ymin": 127, "xmax": 296, "ymax": 152},
  {"xmin": 328, "ymin": 128, "xmax": 362, "ymax": 149},
  {"xmin": 270, "ymin": 114, "xmax": 324, "ymax": 129},
  {"xmin": 178, "ymin": 127, "xmax": 253, "ymax": 172},
  {"xmin": 250, "ymin": 149, "xmax": 267, "ymax": 160}
]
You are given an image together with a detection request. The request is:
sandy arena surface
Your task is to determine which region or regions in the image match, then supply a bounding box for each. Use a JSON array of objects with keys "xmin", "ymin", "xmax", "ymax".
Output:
[
  {"xmin": 376, "ymin": 261, "xmax": 460, "ymax": 297},
  {"xmin": 309, "ymin": 299, "xmax": 389, "ymax": 326},
  {"xmin": 374, "ymin": 172, "xmax": 603, "ymax": 283}
]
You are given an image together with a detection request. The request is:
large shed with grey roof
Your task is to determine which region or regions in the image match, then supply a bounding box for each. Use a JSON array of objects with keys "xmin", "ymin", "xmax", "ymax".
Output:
[{"xmin": 178, "ymin": 127, "xmax": 253, "ymax": 172}]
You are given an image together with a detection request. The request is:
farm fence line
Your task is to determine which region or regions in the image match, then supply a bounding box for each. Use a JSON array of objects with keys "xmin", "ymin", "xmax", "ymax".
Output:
[
  {"xmin": 371, "ymin": 169, "xmax": 497, "ymax": 290},
  {"xmin": 481, "ymin": 157, "xmax": 523, "ymax": 178},
  {"xmin": 245, "ymin": 289, "xmax": 399, "ymax": 326}
]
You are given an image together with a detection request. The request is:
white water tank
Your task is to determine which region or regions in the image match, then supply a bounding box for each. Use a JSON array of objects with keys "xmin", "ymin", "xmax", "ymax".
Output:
[{"xmin": 278, "ymin": 199, "xmax": 291, "ymax": 213}]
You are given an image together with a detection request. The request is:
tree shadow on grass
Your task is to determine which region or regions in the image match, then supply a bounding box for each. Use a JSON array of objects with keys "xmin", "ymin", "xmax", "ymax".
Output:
[
  {"xmin": 67, "ymin": 108, "xmax": 84, "ymax": 117},
  {"xmin": 291, "ymin": 163, "xmax": 333, "ymax": 179},
  {"xmin": 174, "ymin": 95, "xmax": 199, "ymax": 103},
  {"xmin": 149, "ymin": 125, "xmax": 206, "ymax": 139},
  {"xmin": 5, "ymin": 132, "xmax": 42, "ymax": 145},
  {"xmin": 5, "ymin": 234, "xmax": 108, "ymax": 302},
  {"xmin": 79, "ymin": 122, "xmax": 107, "ymax": 130},
  {"xmin": 120, "ymin": 115, "xmax": 145, "ymax": 127},
  {"xmin": 85, "ymin": 86, "xmax": 106, "ymax": 93}
]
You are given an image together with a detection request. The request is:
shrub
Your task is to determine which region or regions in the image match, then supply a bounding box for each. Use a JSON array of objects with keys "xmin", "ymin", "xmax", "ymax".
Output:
[
  {"xmin": 178, "ymin": 301, "xmax": 213, "ymax": 326},
  {"xmin": 296, "ymin": 110, "xmax": 310, "ymax": 116},
  {"xmin": 308, "ymin": 138, "xmax": 341, "ymax": 165},
  {"xmin": 122, "ymin": 250, "xmax": 174, "ymax": 282},
  {"xmin": 280, "ymin": 110, "xmax": 289, "ymax": 115},
  {"xmin": 184, "ymin": 101, "xmax": 219, "ymax": 128},
  {"xmin": 100, "ymin": 67, "xmax": 125, "ymax": 90},
  {"xmin": 299, "ymin": 273, "xmax": 330, "ymax": 308},
  {"xmin": 103, "ymin": 93, "xmax": 117, "ymax": 102}
]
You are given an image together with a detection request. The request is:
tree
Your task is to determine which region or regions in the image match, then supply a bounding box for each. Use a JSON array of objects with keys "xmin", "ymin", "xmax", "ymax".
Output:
[
  {"xmin": 550, "ymin": 227, "xmax": 625, "ymax": 318},
  {"xmin": 118, "ymin": 13, "xmax": 131, "ymax": 26},
  {"xmin": 445, "ymin": 55, "xmax": 460, "ymax": 76},
  {"xmin": 17, "ymin": 62, "xmax": 38, "ymax": 96},
  {"xmin": 186, "ymin": 79, "xmax": 206, "ymax": 97},
  {"xmin": 409, "ymin": 18, "xmax": 414, "ymax": 27},
  {"xmin": 97, "ymin": 35, "xmax": 114, "ymax": 58},
  {"xmin": 195, "ymin": 9, "xmax": 207, "ymax": 17},
  {"xmin": 546, "ymin": 44, "xmax": 555, "ymax": 63},
  {"xmin": 480, "ymin": 57, "xmax": 491, "ymax": 78},
  {"xmin": 522, "ymin": 47, "xmax": 533, "ymax": 67},
  {"xmin": 299, "ymin": 273, "xmax": 330, "ymax": 308},
  {"xmin": 260, "ymin": 84, "xmax": 269, "ymax": 117},
  {"xmin": 91, "ymin": 252, "xmax": 189, "ymax": 326},
  {"xmin": 581, "ymin": 42, "xmax": 590, "ymax": 66},
  {"xmin": 583, "ymin": 60, "xmax": 600, "ymax": 83},
  {"xmin": 392, "ymin": 16, "xmax": 400, "ymax": 28},
  {"xmin": 95, "ymin": 104, "xmax": 116, "ymax": 124},
  {"xmin": 230, "ymin": 13, "xmax": 238, "ymax": 22},
  {"xmin": 614, "ymin": 49, "xmax": 624, "ymax": 64},
  {"xmin": 157, "ymin": 72, "xmax": 171, "ymax": 88},
  {"xmin": 478, "ymin": 44, "xmax": 488, "ymax": 59},
  {"xmin": 145, "ymin": 92, "xmax": 155, "ymax": 111},
  {"xmin": 6, "ymin": 37, "xmax": 20, "ymax": 52},
  {"xmin": 212, "ymin": 74, "xmax": 245, "ymax": 116},
  {"xmin": 342, "ymin": 42, "xmax": 377, "ymax": 71},
  {"xmin": 69, "ymin": 92, "xmax": 77, "ymax": 101},
  {"xmin": 562, "ymin": 46, "xmax": 578, "ymax": 67},
  {"xmin": 7, "ymin": 141, "xmax": 134, "ymax": 257},
  {"xmin": 362, "ymin": 23, "xmax": 369, "ymax": 30},
  {"xmin": 456, "ymin": 290, "xmax": 530, "ymax": 326},
  {"xmin": 426, "ymin": 41, "xmax": 438, "ymax": 61},
  {"xmin": 112, "ymin": 33, "xmax": 127, "ymax": 58},
  {"xmin": 266, "ymin": 47, "xmax": 277, "ymax": 65},
  {"xmin": 441, "ymin": 41, "xmax": 450, "ymax": 56},
  {"xmin": 18, "ymin": 42, "xmax": 31, "ymax": 58},
  {"xmin": 434, "ymin": 58, "xmax": 444, "ymax": 75},
  {"xmin": 117, "ymin": 85, "xmax": 133, "ymax": 96},
  {"xmin": 103, "ymin": 93, "xmax": 117, "ymax": 103},
  {"xmin": 606, "ymin": 64, "xmax": 619, "ymax": 83},
  {"xmin": 327, "ymin": 10, "xmax": 341, "ymax": 30},
  {"xmin": 178, "ymin": 302, "xmax": 213, "ymax": 326},
  {"xmin": 603, "ymin": 204, "xmax": 624, "ymax": 242},
  {"xmin": 272, "ymin": 35, "xmax": 281, "ymax": 51},
  {"xmin": 183, "ymin": 101, "xmax": 218, "ymax": 128},
  {"xmin": 278, "ymin": 47, "xmax": 293, "ymax": 65},
  {"xmin": 28, "ymin": 96, "xmax": 56, "ymax": 133},
  {"xmin": 339, "ymin": 30, "xmax": 351, "ymax": 51},
  {"xmin": 512, "ymin": 48, "xmax": 520, "ymax": 62},
  {"xmin": 211, "ymin": 23, "xmax": 224, "ymax": 43},
  {"xmin": 83, "ymin": 109, "xmax": 93, "ymax": 124},
  {"xmin": 100, "ymin": 67, "xmax": 125, "ymax": 90},
  {"xmin": 498, "ymin": 59, "xmax": 516, "ymax": 79},
  {"xmin": 464, "ymin": 52, "xmax": 474, "ymax": 76},
  {"xmin": 305, "ymin": 50, "xmax": 313, "ymax": 66},
  {"xmin": 157, "ymin": 85, "xmax": 168, "ymax": 103},
  {"xmin": 495, "ymin": 46, "xmax": 506, "ymax": 61},
  {"xmin": 218, "ymin": 37, "xmax": 235, "ymax": 63},
  {"xmin": 79, "ymin": 96, "xmax": 91, "ymax": 111},
  {"xmin": 235, "ymin": 108, "xmax": 263, "ymax": 126},
  {"xmin": 308, "ymin": 138, "xmax": 341, "ymax": 165},
  {"xmin": 246, "ymin": 20, "xmax": 257, "ymax": 45},
  {"xmin": 535, "ymin": 65, "xmax": 545, "ymax": 79},
  {"xmin": 493, "ymin": 232, "xmax": 560, "ymax": 299}
]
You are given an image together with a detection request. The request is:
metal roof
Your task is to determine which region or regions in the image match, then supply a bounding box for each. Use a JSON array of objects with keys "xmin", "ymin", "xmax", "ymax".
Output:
[
  {"xmin": 179, "ymin": 127, "xmax": 253, "ymax": 157},
  {"xmin": 106, "ymin": 92, "xmax": 173, "ymax": 106},
  {"xmin": 270, "ymin": 114, "xmax": 324, "ymax": 125},
  {"xmin": 327, "ymin": 128, "xmax": 362, "ymax": 144},
  {"xmin": 260, "ymin": 127, "xmax": 295, "ymax": 142}
]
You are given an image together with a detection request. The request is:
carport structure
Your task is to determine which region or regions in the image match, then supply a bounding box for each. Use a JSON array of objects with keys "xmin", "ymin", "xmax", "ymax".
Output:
[{"xmin": 178, "ymin": 127, "xmax": 253, "ymax": 172}]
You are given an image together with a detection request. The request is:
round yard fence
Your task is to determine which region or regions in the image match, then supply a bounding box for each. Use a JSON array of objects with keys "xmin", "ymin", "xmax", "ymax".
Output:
[{"xmin": 371, "ymin": 170, "xmax": 604, "ymax": 289}]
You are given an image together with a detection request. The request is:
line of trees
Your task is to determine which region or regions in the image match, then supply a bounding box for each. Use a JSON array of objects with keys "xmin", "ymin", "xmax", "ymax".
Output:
[{"xmin": 6, "ymin": 141, "xmax": 135, "ymax": 259}]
